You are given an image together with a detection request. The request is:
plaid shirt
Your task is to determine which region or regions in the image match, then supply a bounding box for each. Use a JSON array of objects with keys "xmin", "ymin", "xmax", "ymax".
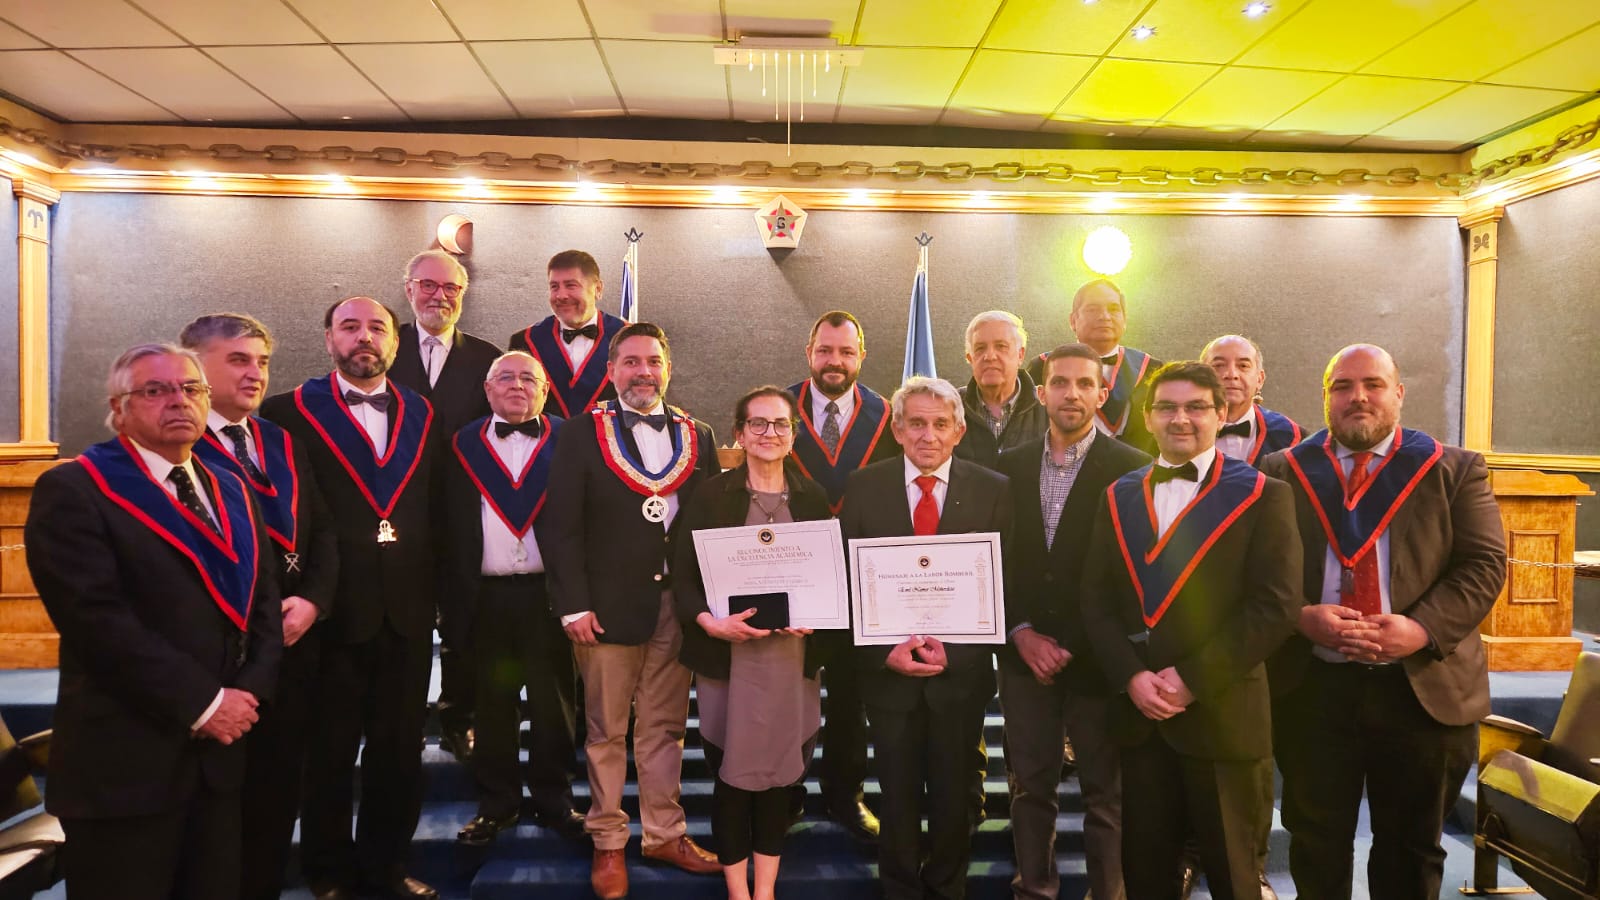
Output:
[{"xmin": 1040, "ymin": 429, "xmax": 1096, "ymax": 549}]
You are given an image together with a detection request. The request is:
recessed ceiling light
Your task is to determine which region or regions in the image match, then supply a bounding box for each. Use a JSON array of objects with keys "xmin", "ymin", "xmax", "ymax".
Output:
[
  {"xmin": 1131, "ymin": 25, "xmax": 1156, "ymax": 40},
  {"xmin": 1083, "ymin": 0, "xmax": 1097, "ymax": 4},
  {"xmin": 1243, "ymin": 1, "xmax": 1271, "ymax": 17}
]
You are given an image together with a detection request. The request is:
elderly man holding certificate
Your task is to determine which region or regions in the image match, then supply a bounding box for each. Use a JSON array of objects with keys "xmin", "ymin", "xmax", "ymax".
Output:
[{"xmin": 840, "ymin": 376, "xmax": 1013, "ymax": 900}]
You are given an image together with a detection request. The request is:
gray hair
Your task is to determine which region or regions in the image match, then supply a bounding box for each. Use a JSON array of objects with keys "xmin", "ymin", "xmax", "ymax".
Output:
[
  {"xmin": 487, "ymin": 350, "xmax": 547, "ymax": 382},
  {"xmin": 178, "ymin": 312, "xmax": 273, "ymax": 352},
  {"xmin": 404, "ymin": 249, "xmax": 468, "ymax": 288},
  {"xmin": 890, "ymin": 376, "xmax": 966, "ymax": 425},
  {"xmin": 105, "ymin": 343, "xmax": 205, "ymax": 431},
  {"xmin": 1200, "ymin": 333, "xmax": 1264, "ymax": 370},
  {"xmin": 963, "ymin": 310, "xmax": 1028, "ymax": 354}
]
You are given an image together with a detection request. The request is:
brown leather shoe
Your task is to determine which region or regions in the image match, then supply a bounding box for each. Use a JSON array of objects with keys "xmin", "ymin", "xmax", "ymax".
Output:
[
  {"xmin": 591, "ymin": 847, "xmax": 628, "ymax": 899},
  {"xmin": 642, "ymin": 834, "xmax": 720, "ymax": 874}
]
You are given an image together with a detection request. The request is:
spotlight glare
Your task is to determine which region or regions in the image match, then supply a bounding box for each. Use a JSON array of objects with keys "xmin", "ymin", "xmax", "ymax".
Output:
[
  {"xmin": 1082, "ymin": 226, "xmax": 1132, "ymax": 276},
  {"xmin": 1243, "ymin": 1, "xmax": 1271, "ymax": 17},
  {"xmin": 1131, "ymin": 24, "xmax": 1156, "ymax": 40}
]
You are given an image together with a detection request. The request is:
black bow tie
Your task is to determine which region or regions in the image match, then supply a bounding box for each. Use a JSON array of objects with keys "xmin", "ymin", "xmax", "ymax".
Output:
[
  {"xmin": 562, "ymin": 324, "xmax": 599, "ymax": 344},
  {"xmin": 1101, "ymin": 354, "xmax": 1120, "ymax": 366},
  {"xmin": 1219, "ymin": 421, "xmax": 1253, "ymax": 439},
  {"xmin": 494, "ymin": 418, "xmax": 543, "ymax": 439},
  {"xmin": 1150, "ymin": 462, "xmax": 1199, "ymax": 485},
  {"xmin": 344, "ymin": 389, "xmax": 391, "ymax": 412},
  {"xmin": 622, "ymin": 410, "xmax": 670, "ymax": 432}
]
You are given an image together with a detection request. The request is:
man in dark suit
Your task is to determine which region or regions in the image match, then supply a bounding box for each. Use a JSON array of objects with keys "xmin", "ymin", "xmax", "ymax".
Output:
[
  {"xmin": 261, "ymin": 297, "xmax": 441, "ymax": 900},
  {"xmin": 443, "ymin": 351, "xmax": 583, "ymax": 846},
  {"xmin": 389, "ymin": 248, "xmax": 502, "ymax": 760},
  {"xmin": 1259, "ymin": 344, "xmax": 1506, "ymax": 900},
  {"xmin": 181, "ymin": 314, "xmax": 340, "ymax": 900},
  {"xmin": 996, "ymin": 343, "xmax": 1149, "ymax": 900},
  {"xmin": 1082, "ymin": 361, "xmax": 1301, "ymax": 900},
  {"xmin": 540, "ymin": 322, "xmax": 722, "ymax": 899},
  {"xmin": 957, "ymin": 310, "xmax": 1047, "ymax": 469},
  {"xmin": 840, "ymin": 376, "xmax": 1013, "ymax": 900},
  {"xmin": 510, "ymin": 249, "xmax": 627, "ymax": 418},
  {"xmin": 1029, "ymin": 279, "xmax": 1162, "ymax": 454},
  {"xmin": 787, "ymin": 309, "xmax": 896, "ymax": 842},
  {"xmin": 26, "ymin": 343, "xmax": 282, "ymax": 900}
]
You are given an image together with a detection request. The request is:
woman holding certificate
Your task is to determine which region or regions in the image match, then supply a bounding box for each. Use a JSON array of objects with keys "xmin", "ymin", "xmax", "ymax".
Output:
[{"xmin": 675, "ymin": 386, "xmax": 831, "ymax": 900}]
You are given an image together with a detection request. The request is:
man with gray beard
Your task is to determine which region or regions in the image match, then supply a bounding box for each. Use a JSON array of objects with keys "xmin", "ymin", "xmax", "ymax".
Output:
[{"xmin": 540, "ymin": 322, "xmax": 722, "ymax": 899}]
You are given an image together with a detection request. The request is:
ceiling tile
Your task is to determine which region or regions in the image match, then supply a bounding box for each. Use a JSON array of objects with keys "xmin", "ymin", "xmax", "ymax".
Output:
[
  {"xmin": 1368, "ymin": 82, "xmax": 1582, "ymax": 145},
  {"xmin": 1363, "ymin": 0, "xmax": 1600, "ymax": 81},
  {"xmin": 727, "ymin": 47, "xmax": 849, "ymax": 122},
  {"xmin": 1107, "ymin": 0, "xmax": 1312, "ymax": 65},
  {"xmin": 0, "ymin": 20, "xmax": 42, "ymax": 49},
  {"xmin": 941, "ymin": 50, "xmax": 1094, "ymax": 127},
  {"xmin": 134, "ymin": 0, "xmax": 321, "ymax": 45},
  {"xmin": 207, "ymin": 45, "xmax": 404, "ymax": 121},
  {"xmin": 1484, "ymin": 23, "xmax": 1600, "ymax": 90},
  {"xmin": 856, "ymin": 0, "xmax": 1001, "ymax": 48},
  {"xmin": 473, "ymin": 40, "xmax": 622, "ymax": 117},
  {"xmin": 601, "ymin": 40, "xmax": 728, "ymax": 119},
  {"xmin": 1053, "ymin": 58, "xmax": 1219, "ymax": 124},
  {"xmin": 341, "ymin": 43, "xmax": 516, "ymax": 118},
  {"xmin": 583, "ymin": 0, "xmax": 721, "ymax": 41},
  {"xmin": 1263, "ymin": 74, "xmax": 1458, "ymax": 139},
  {"xmin": 0, "ymin": 0, "xmax": 183, "ymax": 47},
  {"xmin": 285, "ymin": 0, "xmax": 458, "ymax": 43},
  {"xmin": 0, "ymin": 50, "xmax": 173, "ymax": 120},
  {"xmin": 836, "ymin": 47, "xmax": 971, "ymax": 125},
  {"xmin": 985, "ymin": 0, "xmax": 1145, "ymax": 56},
  {"xmin": 722, "ymin": 0, "xmax": 860, "ymax": 42},
  {"xmin": 1236, "ymin": 0, "xmax": 1462, "ymax": 72},
  {"xmin": 70, "ymin": 48, "xmax": 293, "ymax": 122},
  {"xmin": 1160, "ymin": 66, "xmax": 1340, "ymax": 129},
  {"xmin": 438, "ymin": 0, "xmax": 591, "ymax": 41}
]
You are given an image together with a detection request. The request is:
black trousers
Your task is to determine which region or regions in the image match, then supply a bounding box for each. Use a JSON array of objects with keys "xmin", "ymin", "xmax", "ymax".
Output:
[
  {"xmin": 239, "ymin": 629, "xmax": 321, "ymax": 900},
  {"xmin": 705, "ymin": 741, "xmax": 805, "ymax": 865},
  {"xmin": 61, "ymin": 786, "xmax": 241, "ymax": 900},
  {"xmin": 300, "ymin": 621, "xmax": 434, "ymax": 886},
  {"xmin": 470, "ymin": 574, "xmax": 578, "ymax": 820},
  {"xmin": 1275, "ymin": 659, "xmax": 1475, "ymax": 900},
  {"xmin": 867, "ymin": 687, "xmax": 990, "ymax": 900},
  {"xmin": 817, "ymin": 632, "xmax": 869, "ymax": 806},
  {"xmin": 435, "ymin": 576, "xmax": 474, "ymax": 736},
  {"xmin": 1120, "ymin": 733, "xmax": 1269, "ymax": 900}
]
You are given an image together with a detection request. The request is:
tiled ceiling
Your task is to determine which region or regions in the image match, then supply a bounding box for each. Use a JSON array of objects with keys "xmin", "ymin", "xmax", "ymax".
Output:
[{"xmin": 0, "ymin": 0, "xmax": 1597, "ymax": 152}]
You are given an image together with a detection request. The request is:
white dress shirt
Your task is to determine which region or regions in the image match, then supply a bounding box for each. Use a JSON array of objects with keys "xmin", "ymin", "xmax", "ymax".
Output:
[
  {"xmin": 903, "ymin": 455, "xmax": 953, "ymax": 520},
  {"xmin": 562, "ymin": 313, "xmax": 599, "ymax": 367},
  {"xmin": 479, "ymin": 415, "xmax": 546, "ymax": 576},
  {"xmin": 1215, "ymin": 409, "xmax": 1255, "ymax": 461},
  {"xmin": 417, "ymin": 325, "xmax": 455, "ymax": 388},
  {"xmin": 1314, "ymin": 430, "xmax": 1397, "ymax": 662},
  {"xmin": 335, "ymin": 372, "xmax": 390, "ymax": 458},
  {"xmin": 1151, "ymin": 446, "xmax": 1217, "ymax": 537},
  {"xmin": 810, "ymin": 382, "xmax": 856, "ymax": 427},
  {"xmin": 206, "ymin": 409, "xmax": 260, "ymax": 469}
]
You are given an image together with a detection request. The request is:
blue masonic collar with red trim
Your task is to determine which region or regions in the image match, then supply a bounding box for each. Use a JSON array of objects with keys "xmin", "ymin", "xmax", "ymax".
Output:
[
  {"xmin": 195, "ymin": 416, "xmax": 299, "ymax": 552},
  {"xmin": 788, "ymin": 381, "xmax": 889, "ymax": 512},
  {"xmin": 452, "ymin": 414, "xmax": 562, "ymax": 537},
  {"xmin": 1283, "ymin": 427, "xmax": 1442, "ymax": 567},
  {"xmin": 1098, "ymin": 347, "xmax": 1151, "ymax": 437},
  {"xmin": 525, "ymin": 314, "xmax": 619, "ymax": 418},
  {"xmin": 293, "ymin": 374, "xmax": 432, "ymax": 519},
  {"xmin": 1108, "ymin": 453, "xmax": 1266, "ymax": 628},
  {"xmin": 1244, "ymin": 405, "xmax": 1304, "ymax": 466},
  {"xmin": 78, "ymin": 437, "xmax": 258, "ymax": 630}
]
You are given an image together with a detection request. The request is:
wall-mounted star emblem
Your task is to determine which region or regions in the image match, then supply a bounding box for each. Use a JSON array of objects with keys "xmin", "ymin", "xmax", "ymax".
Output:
[{"xmin": 755, "ymin": 194, "xmax": 807, "ymax": 248}]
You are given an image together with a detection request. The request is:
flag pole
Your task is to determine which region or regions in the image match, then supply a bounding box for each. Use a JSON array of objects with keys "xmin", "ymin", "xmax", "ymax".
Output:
[{"xmin": 620, "ymin": 228, "xmax": 642, "ymax": 322}]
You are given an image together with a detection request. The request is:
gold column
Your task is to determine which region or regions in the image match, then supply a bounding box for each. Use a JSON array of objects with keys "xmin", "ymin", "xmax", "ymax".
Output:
[
  {"xmin": 4, "ymin": 180, "xmax": 59, "ymax": 461},
  {"xmin": 1459, "ymin": 206, "xmax": 1503, "ymax": 453}
]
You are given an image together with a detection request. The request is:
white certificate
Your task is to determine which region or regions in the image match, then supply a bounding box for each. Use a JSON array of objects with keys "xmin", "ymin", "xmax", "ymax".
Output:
[
  {"xmin": 689, "ymin": 519, "xmax": 850, "ymax": 629},
  {"xmin": 848, "ymin": 533, "xmax": 1006, "ymax": 645}
]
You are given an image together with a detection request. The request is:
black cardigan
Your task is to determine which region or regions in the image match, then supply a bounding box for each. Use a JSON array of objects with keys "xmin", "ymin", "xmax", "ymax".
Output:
[{"xmin": 672, "ymin": 462, "xmax": 834, "ymax": 680}]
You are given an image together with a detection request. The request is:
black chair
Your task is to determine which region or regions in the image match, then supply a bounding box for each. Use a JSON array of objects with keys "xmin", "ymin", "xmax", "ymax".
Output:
[{"xmin": 0, "ymin": 712, "xmax": 60, "ymax": 900}]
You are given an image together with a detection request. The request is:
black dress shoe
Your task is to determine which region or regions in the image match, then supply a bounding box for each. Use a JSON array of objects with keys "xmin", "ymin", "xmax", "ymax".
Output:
[
  {"xmin": 457, "ymin": 810, "xmax": 520, "ymax": 846},
  {"xmin": 534, "ymin": 807, "xmax": 589, "ymax": 840},
  {"xmin": 825, "ymin": 798, "xmax": 879, "ymax": 843},
  {"xmin": 438, "ymin": 726, "xmax": 474, "ymax": 761},
  {"xmin": 309, "ymin": 882, "xmax": 355, "ymax": 900},
  {"xmin": 365, "ymin": 875, "xmax": 438, "ymax": 899}
]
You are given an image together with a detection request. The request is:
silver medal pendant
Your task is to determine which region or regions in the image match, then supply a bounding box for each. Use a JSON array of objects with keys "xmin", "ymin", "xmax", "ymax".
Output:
[
  {"xmin": 377, "ymin": 519, "xmax": 398, "ymax": 543},
  {"xmin": 641, "ymin": 494, "xmax": 668, "ymax": 523}
]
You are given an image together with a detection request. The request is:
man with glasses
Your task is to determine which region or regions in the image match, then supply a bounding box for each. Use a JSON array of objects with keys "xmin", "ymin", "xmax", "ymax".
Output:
[
  {"xmin": 1030, "ymin": 279, "xmax": 1162, "ymax": 454},
  {"xmin": 390, "ymin": 249, "xmax": 502, "ymax": 762},
  {"xmin": 444, "ymin": 352, "xmax": 584, "ymax": 846},
  {"xmin": 26, "ymin": 343, "xmax": 282, "ymax": 899},
  {"xmin": 511, "ymin": 249, "xmax": 628, "ymax": 418},
  {"xmin": 1081, "ymin": 362, "xmax": 1300, "ymax": 900}
]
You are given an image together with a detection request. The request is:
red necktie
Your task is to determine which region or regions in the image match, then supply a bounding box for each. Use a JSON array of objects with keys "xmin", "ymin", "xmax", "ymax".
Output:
[
  {"xmin": 913, "ymin": 474, "xmax": 940, "ymax": 536},
  {"xmin": 1340, "ymin": 451, "xmax": 1382, "ymax": 615}
]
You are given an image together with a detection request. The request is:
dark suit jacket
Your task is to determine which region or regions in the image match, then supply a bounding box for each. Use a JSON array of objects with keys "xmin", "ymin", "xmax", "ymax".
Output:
[
  {"xmin": 539, "ymin": 408, "xmax": 719, "ymax": 646},
  {"xmin": 1025, "ymin": 351, "xmax": 1162, "ymax": 455},
  {"xmin": 839, "ymin": 456, "xmax": 1013, "ymax": 713},
  {"xmin": 1081, "ymin": 469, "xmax": 1301, "ymax": 761},
  {"xmin": 996, "ymin": 433, "xmax": 1150, "ymax": 694},
  {"xmin": 1259, "ymin": 442, "xmax": 1506, "ymax": 726},
  {"xmin": 390, "ymin": 323, "xmax": 499, "ymax": 439},
  {"xmin": 25, "ymin": 459, "xmax": 282, "ymax": 819},
  {"xmin": 954, "ymin": 369, "xmax": 1049, "ymax": 470},
  {"xmin": 261, "ymin": 384, "xmax": 443, "ymax": 644},
  {"xmin": 673, "ymin": 463, "xmax": 833, "ymax": 680}
]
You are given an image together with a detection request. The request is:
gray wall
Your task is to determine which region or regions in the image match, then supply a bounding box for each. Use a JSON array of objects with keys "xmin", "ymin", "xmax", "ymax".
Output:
[
  {"xmin": 49, "ymin": 193, "xmax": 1465, "ymax": 454},
  {"xmin": 0, "ymin": 177, "xmax": 16, "ymax": 443}
]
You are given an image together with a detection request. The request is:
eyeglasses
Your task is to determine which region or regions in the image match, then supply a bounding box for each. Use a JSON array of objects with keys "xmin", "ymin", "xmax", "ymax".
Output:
[
  {"xmin": 122, "ymin": 381, "xmax": 211, "ymax": 403},
  {"xmin": 410, "ymin": 278, "xmax": 464, "ymax": 298},
  {"xmin": 1150, "ymin": 401, "xmax": 1221, "ymax": 417},
  {"xmin": 741, "ymin": 417, "xmax": 795, "ymax": 436},
  {"xmin": 489, "ymin": 373, "xmax": 545, "ymax": 387}
]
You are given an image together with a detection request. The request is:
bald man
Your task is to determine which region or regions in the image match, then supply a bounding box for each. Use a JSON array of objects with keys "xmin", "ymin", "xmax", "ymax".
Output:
[
  {"xmin": 1202, "ymin": 335, "xmax": 1302, "ymax": 466},
  {"xmin": 1259, "ymin": 345, "xmax": 1505, "ymax": 900}
]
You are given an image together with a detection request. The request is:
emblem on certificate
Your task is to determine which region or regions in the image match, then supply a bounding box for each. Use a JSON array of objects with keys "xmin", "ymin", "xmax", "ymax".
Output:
[
  {"xmin": 642, "ymin": 494, "xmax": 669, "ymax": 523},
  {"xmin": 377, "ymin": 519, "xmax": 398, "ymax": 543}
]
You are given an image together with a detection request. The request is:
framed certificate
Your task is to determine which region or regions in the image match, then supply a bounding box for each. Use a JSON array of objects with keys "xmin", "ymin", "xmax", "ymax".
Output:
[
  {"xmin": 689, "ymin": 519, "xmax": 850, "ymax": 630},
  {"xmin": 848, "ymin": 533, "xmax": 1006, "ymax": 645}
]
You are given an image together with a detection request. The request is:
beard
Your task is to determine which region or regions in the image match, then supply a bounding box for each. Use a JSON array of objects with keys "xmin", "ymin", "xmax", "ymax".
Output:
[
  {"xmin": 620, "ymin": 378, "xmax": 662, "ymax": 410},
  {"xmin": 1329, "ymin": 404, "xmax": 1397, "ymax": 450},
  {"xmin": 811, "ymin": 365, "xmax": 858, "ymax": 398},
  {"xmin": 335, "ymin": 345, "xmax": 390, "ymax": 380}
]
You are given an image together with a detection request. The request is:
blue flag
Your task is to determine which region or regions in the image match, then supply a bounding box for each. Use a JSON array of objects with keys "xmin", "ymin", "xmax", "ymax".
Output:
[
  {"xmin": 902, "ymin": 239, "xmax": 936, "ymax": 380},
  {"xmin": 620, "ymin": 231, "xmax": 640, "ymax": 322}
]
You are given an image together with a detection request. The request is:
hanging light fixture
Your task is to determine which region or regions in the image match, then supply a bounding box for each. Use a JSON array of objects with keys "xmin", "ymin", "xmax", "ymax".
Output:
[{"xmin": 714, "ymin": 37, "xmax": 864, "ymax": 156}]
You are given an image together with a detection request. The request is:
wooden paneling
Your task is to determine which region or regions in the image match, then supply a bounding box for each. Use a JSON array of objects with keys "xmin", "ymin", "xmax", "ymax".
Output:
[
  {"xmin": 1482, "ymin": 469, "xmax": 1592, "ymax": 671},
  {"xmin": 0, "ymin": 460, "xmax": 66, "ymax": 668}
]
